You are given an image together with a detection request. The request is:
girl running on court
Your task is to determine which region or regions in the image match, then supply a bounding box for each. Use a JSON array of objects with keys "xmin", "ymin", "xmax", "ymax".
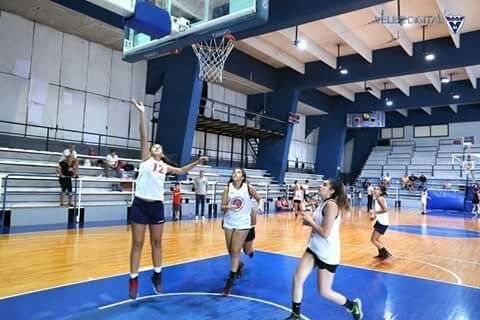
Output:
[
  {"xmin": 286, "ymin": 179, "xmax": 363, "ymax": 320},
  {"xmin": 128, "ymin": 100, "xmax": 207, "ymax": 299},
  {"xmin": 370, "ymin": 185, "xmax": 391, "ymax": 259},
  {"xmin": 221, "ymin": 168, "xmax": 263, "ymax": 295}
]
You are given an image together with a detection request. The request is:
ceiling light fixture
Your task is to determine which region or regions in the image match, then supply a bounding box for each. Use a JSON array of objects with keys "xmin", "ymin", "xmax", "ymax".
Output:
[
  {"xmin": 293, "ymin": 26, "xmax": 307, "ymax": 50},
  {"xmin": 422, "ymin": 25, "xmax": 436, "ymax": 62},
  {"xmin": 337, "ymin": 43, "xmax": 349, "ymax": 75}
]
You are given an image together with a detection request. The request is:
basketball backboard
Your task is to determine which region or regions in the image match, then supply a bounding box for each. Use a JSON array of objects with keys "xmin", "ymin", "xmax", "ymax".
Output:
[{"xmin": 123, "ymin": 0, "xmax": 269, "ymax": 62}]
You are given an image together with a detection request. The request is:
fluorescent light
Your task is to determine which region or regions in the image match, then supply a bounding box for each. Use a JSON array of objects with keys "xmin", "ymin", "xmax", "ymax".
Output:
[
  {"xmin": 386, "ymin": 100, "xmax": 394, "ymax": 107},
  {"xmin": 424, "ymin": 53, "xmax": 436, "ymax": 61},
  {"xmin": 441, "ymin": 77, "xmax": 450, "ymax": 84},
  {"xmin": 452, "ymin": 94, "xmax": 460, "ymax": 100},
  {"xmin": 340, "ymin": 68, "xmax": 349, "ymax": 75},
  {"xmin": 296, "ymin": 39, "xmax": 307, "ymax": 50}
]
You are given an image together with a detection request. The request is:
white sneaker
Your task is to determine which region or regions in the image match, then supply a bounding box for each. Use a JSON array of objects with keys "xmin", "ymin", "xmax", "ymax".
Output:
[
  {"xmin": 201, "ymin": 216, "xmax": 206, "ymax": 221},
  {"xmin": 195, "ymin": 216, "xmax": 199, "ymax": 220}
]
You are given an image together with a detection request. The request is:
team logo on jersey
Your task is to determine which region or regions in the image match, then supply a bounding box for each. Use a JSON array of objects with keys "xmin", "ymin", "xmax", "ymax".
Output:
[
  {"xmin": 230, "ymin": 197, "xmax": 244, "ymax": 211},
  {"xmin": 445, "ymin": 14, "xmax": 465, "ymax": 34}
]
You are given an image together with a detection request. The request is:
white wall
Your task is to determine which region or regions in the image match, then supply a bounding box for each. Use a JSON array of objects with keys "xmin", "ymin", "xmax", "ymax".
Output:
[
  {"xmin": 390, "ymin": 121, "xmax": 480, "ymax": 146},
  {"xmin": 0, "ymin": 11, "xmax": 151, "ymax": 148},
  {"xmin": 288, "ymin": 113, "xmax": 318, "ymax": 166}
]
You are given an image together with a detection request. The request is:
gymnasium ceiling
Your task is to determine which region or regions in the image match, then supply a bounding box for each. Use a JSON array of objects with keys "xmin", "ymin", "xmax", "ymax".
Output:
[{"xmin": 1, "ymin": 0, "xmax": 480, "ymax": 117}]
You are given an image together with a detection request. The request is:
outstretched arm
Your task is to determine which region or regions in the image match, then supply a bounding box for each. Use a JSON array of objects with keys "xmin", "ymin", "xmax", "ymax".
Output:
[
  {"xmin": 167, "ymin": 156, "xmax": 208, "ymax": 175},
  {"xmin": 131, "ymin": 100, "xmax": 150, "ymax": 161}
]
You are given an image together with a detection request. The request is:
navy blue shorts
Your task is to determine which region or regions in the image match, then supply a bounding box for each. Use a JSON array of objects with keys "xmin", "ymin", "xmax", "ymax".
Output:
[
  {"xmin": 245, "ymin": 227, "xmax": 255, "ymax": 242},
  {"xmin": 130, "ymin": 197, "xmax": 165, "ymax": 225},
  {"xmin": 374, "ymin": 221, "xmax": 388, "ymax": 235}
]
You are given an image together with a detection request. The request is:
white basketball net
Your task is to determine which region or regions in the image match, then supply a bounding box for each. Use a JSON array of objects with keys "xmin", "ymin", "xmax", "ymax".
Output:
[{"xmin": 192, "ymin": 34, "xmax": 235, "ymax": 83}]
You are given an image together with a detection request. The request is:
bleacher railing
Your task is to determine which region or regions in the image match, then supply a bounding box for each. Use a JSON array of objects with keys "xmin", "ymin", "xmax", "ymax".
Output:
[{"xmin": 0, "ymin": 119, "xmax": 152, "ymax": 154}]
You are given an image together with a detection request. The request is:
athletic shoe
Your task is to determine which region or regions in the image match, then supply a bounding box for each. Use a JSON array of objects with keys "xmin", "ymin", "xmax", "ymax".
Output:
[
  {"xmin": 151, "ymin": 272, "xmax": 162, "ymax": 294},
  {"xmin": 348, "ymin": 298, "xmax": 363, "ymax": 320},
  {"xmin": 129, "ymin": 277, "xmax": 138, "ymax": 299},
  {"xmin": 285, "ymin": 313, "xmax": 301, "ymax": 320},
  {"xmin": 202, "ymin": 216, "xmax": 206, "ymax": 221},
  {"xmin": 221, "ymin": 277, "xmax": 234, "ymax": 296},
  {"xmin": 195, "ymin": 216, "xmax": 199, "ymax": 220},
  {"xmin": 236, "ymin": 262, "xmax": 244, "ymax": 279}
]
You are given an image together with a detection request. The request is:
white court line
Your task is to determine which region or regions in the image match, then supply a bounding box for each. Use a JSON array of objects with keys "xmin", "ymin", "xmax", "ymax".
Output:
[
  {"xmin": 98, "ymin": 292, "xmax": 310, "ymax": 320},
  {"xmin": 0, "ymin": 253, "xmax": 227, "ymax": 301},
  {"xmin": 397, "ymin": 256, "xmax": 463, "ymax": 285},
  {"xmin": 261, "ymin": 250, "xmax": 479, "ymax": 290}
]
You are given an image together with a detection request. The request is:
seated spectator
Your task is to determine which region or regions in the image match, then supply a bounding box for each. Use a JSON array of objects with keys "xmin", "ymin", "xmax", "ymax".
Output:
[
  {"xmin": 418, "ymin": 174, "xmax": 427, "ymax": 190},
  {"xmin": 103, "ymin": 149, "xmax": 121, "ymax": 178},
  {"xmin": 56, "ymin": 154, "xmax": 77, "ymax": 206},
  {"xmin": 408, "ymin": 173, "xmax": 417, "ymax": 191},
  {"xmin": 382, "ymin": 173, "xmax": 391, "ymax": 187},
  {"xmin": 275, "ymin": 197, "xmax": 290, "ymax": 210},
  {"xmin": 83, "ymin": 148, "xmax": 102, "ymax": 167},
  {"xmin": 401, "ymin": 175, "xmax": 409, "ymax": 189}
]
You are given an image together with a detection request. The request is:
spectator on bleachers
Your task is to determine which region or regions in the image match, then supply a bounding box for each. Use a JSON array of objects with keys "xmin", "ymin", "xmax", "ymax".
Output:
[
  {"xmin": 401, "ymin": 174, "xmax": 409, "ymax": 189},
  {"xmin": 362, "ymin": 178, "xmax": 370, "ymax": 191},
  {"xmin": 275, "ymin": 196, "xmax": 290, "ymax": 211},
  {"xmin": 172, "ymin": 183, "xmax": 182, "ymax": 221},
  {"xmin": 443, "ymin": 181, "xmax": 451, "ymax": 190},
  {"xmin": 408, "ymin": 174, "xmax": 417, "ymax": 191},
  {"xmin": 56, "ymin": 154, "xmax": 77, "ymax": 206},
  {"xmin": 418, "ymin": 174, "xmax": 427, "ymax": 190},
  {"xmin": 83, "ymin": 148, "xmax": 103, "ymax": 167},
  {"xmin": 59, "ymin": 144, "xmax": 77, "ymax": 162},
  {"xmin": 382, "ymin": 173, "xmax": 391, "ymax": 187},
  {"xmin": 104, "ymin": 149, "xmax": 121, "ymax": 178}
]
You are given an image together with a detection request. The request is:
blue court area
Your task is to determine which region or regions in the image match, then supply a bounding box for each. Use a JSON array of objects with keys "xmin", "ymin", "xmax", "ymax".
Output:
[
  {"xmin": 389, "ymin": 225, "xmax": 480, "ymax": 238},
  {"xmin": 426, "ymin": 209, "xmax": 479, "ymax": 219},
  {"xmin": 1, "ymin": 251, "xmax": 479, "ymax": 320}
]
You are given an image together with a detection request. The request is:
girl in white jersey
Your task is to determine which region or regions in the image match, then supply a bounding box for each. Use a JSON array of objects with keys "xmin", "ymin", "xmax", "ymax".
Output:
[
  {"xmin": 220, "ymin": 168, "xmax": 264, "ymax": 295},
  {"xmin": 292, "ymin": 181, "xmax": 303, "ymax": 218},
  {"xmin": 128, "ymin": 100, "xmax": 207, "ymax": 299},
  {"xmin": 286, "ymin": 179, "xmax": 363, "ymax": 320},
  {"xmin": 370, "ymin": 185, "xmax": 391, "ymax": 259}
]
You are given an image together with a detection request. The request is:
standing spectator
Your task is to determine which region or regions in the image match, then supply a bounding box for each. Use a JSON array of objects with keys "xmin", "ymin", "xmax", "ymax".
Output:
[
  {"xmin": 302, "ymin": 180, "xmax": 310, "ymax": 200},
  {"xmin": 366, "ymin": 183, "xmax": 374, "ymax": 217},
  {"xmin": 194, "ymin": 170, "xmax": 208, "ymax": 220},
  {"xmin": 420, "ymin": 190, "xmax": 429, "ymax": 215},
  {"xmin": 172, "ymin": 183, "xmax": 182, "ymax": 221},
  {"xmin": 104, "ymin": 149, "xmax": 121, "ymax": 177},
  {"xmin": 56, "ymin": 154, "xmax": 77, "ymax": 206},
  {"xmin": 472, "ymin": 188, "xmax": 480, "ymax": 217}
]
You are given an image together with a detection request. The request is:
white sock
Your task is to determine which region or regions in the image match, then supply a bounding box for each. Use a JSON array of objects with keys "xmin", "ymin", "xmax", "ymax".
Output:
[
  {"xmin": 130, "ymin": 273, "xmax": 138, "ymax": 279},
  {"xmin": 154, "ymin": 266, "xmax": 162, "ymax": 273}
]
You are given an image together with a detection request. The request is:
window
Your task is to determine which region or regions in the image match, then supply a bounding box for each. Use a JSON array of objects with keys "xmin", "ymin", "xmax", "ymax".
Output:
[
  {"xmin": 381, "ymin": 128, "xmax": 392, "ymax": 139},
  {"xmin": 381, "ymin": 127, "xmax": 403, "ymax": 139},
  {"xmin": 414, "ymin": 124, "xmax": 449, "ymax": 138},
  {"xmin": 431, "ymin": 124, "xmax": 449, "ymax": 137}
]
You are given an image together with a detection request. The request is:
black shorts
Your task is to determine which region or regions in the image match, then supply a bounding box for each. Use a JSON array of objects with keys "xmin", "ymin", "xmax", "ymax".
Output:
[
  {"xmin": 172, "ymin": 203, "xmax": 181, "ymax": 211},
  {"xmin": 293, "ymin": 199, "xmax": 301, "ymax": 204},
  {"xmin": 374, "ymin": 221, "xmax": 388, "ymax": 235},
  {"xmin": 59, "ymin": 177, "xmax": 72, "ymax": 193},
  {"xmin": 245, "ymin": 227, "xmax": 255, "ymax": 242},
  {"xmin": 130, "ymin": 197, "xmax": 165, "ymax": 225},
  {"xmin": 306, "ymin": 248, "xmax": 338, "ymax": 273}
]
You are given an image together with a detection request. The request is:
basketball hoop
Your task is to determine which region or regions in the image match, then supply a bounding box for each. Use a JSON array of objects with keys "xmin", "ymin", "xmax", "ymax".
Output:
[{"xmin": 192, "ymin": 33, "xmax": 235, "ymax": 83}]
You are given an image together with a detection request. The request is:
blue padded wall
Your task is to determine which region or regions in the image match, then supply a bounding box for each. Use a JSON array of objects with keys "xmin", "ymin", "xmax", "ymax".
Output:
[
  {"xmin": 125, "ymin": 1, "xmax": 171, "ymax": 39},
  {"xmin": 255, "ymin": 89, "xmax": 300, "ymax": 183},
  {"xmin": 427, "ymin": 190, "xmax": 465, "ymax": 211},
  {"xmin": 155, "ymin": 48, "xmax": 202, "ymax": 167},
  {"xmin": 314, "ymin": 112, "xmax": 347, "ymax": 178}
]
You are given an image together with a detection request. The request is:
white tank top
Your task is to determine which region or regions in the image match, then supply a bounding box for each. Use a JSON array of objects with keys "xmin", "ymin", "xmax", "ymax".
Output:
[
  {"xmin": 134, "ymin": 157, "xmax": 168, "ymax": 201},
  {"xmin": 375, "ymin": 197, "xmax": 389, "ymax": 226},
  {"xmin": 308, "ymin": 199, "xmax": 341, "ymax": 265},
  {"xmin": 223, "ymin": 182, "xmax": 252, "ymax": 229},
  {"xmin": 293, "ymin": 188, "xmax": 303, "ymax": 201}
]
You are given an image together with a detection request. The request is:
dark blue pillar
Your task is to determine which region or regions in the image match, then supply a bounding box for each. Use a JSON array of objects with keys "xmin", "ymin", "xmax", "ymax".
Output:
[
  {"xmin": 348, "ymin": 128, "xmax": 379, "ymax": 182},
  {"xmin": 315, "ymin": 111, "xmax": 347, "ymax": 178},
  {"xmin": 255, "ymin": 89, "xmax": 300, "ymax": 183},
  {"xmin": 155, "ymin": 48, "xmax": 202, "ymax": 166}
]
